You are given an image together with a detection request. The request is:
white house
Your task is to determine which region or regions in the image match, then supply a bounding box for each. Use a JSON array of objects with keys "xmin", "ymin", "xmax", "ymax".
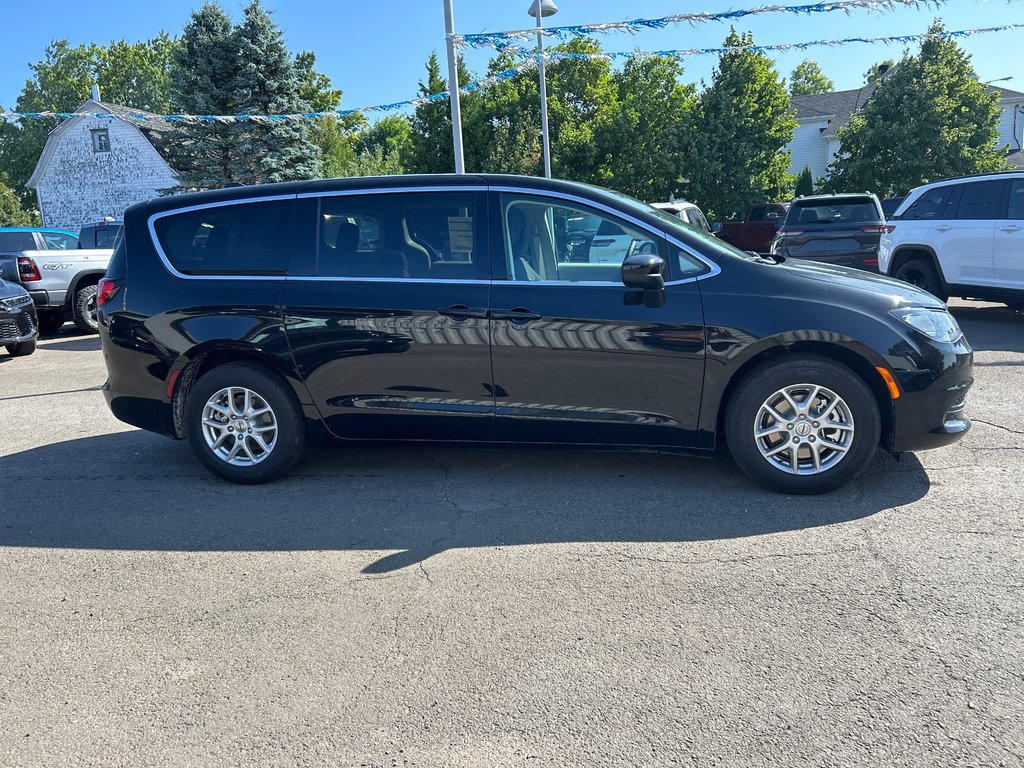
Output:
[
  {"xmin": 26, "ymin": 89, "xmax": 177, "ymax": 234},
  {"xmin": 787, "ymin": 83, "xmax": 1024, "ymax": 182}
]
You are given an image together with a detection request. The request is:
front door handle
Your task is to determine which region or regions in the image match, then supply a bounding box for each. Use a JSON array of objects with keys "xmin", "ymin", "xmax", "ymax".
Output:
[
  {"xmin": 1000, "ymin": 225, "xmax": 1022, "ymax": 233},
  {"xmin": 490, "ymin": 308, "xmax": 543, "ymax": 323},
  {"xmin": 935, "ymin": 225, "xmax": 953, "ymax": 232},
  {"xmin": 437, "ymin": 305, "xmax": 488, "ymax": 320}
]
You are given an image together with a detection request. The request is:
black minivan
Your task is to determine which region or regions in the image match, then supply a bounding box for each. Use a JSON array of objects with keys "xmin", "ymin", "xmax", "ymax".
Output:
[{"xmin": 98, "ymin": 175, "xmax": 972, "ymax": 494}]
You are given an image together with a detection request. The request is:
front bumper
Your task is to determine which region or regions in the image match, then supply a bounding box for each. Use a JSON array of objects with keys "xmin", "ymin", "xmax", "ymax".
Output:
[{"xmin": 0, "ymin": 305, "xmax": 39, "ymax": 345}]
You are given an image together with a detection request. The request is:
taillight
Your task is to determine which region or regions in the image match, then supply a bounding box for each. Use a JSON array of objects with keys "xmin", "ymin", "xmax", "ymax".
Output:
[
  {"xmin": 777, "ymin": 228, "xmax": 803, "ymax": 237},
  {"xmin": 860, "ymin": 225, "xmax": 896, "ymax": 234},
  {"xmin": 17, "ymin": 256, "xmax": 41, "ymax": 282},
  {"xmin": 96, "ymin": 278, "xmax": 121, "ymax": 307}
]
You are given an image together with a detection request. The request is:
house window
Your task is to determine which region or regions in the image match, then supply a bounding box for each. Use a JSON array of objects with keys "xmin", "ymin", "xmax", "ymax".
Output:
[{"xmin": 91, "ymin": 129, "xmax": 110, "ymax": 153}]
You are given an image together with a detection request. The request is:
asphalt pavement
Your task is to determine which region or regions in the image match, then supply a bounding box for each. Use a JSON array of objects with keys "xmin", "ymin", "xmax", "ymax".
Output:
[{"xmin": 0, "ymin": 299, "xmax": 1021, "ymax": 767}]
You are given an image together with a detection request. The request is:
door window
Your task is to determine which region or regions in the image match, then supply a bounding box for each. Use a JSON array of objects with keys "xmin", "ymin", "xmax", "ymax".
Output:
[
  {"xmin": 41, "ymin": 232, "xmax": 78, "ymax": 250},
  {"xmin": 956, "ymin": 181, "xmax": 1005, "ymax": 220},
  {"xmin": 1007, "ymin": 181, "xmax": 1024, "ymax": 220},
  {"xmin": 500, "ymin": 195, "xmax": 661, "ymax": 284},
  {"xmin": 317, "ymin": 192, "xmax": 484, "ymax": 280},
  {"xmin": 906, "ymin": 186, "xmax": 952, "ymax": 220},
  {"xmin": 748, "ymin": 206, "xmax": 766, "ymax": 222}
]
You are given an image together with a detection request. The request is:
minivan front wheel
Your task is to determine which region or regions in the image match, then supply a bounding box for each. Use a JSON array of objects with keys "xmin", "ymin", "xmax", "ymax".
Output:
[
  {"xmin": 184, "ymin": 364, "xmax": 306, "ymax": 483},
  {"xmin": 725, "ymin": 356, "xmax": 881, "ymax": 494}
]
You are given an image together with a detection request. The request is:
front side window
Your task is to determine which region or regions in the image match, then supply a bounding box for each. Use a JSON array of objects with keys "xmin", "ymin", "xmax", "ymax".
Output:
[
  {"xmin": 956, "ymin": 181, "xmax": 1005, "ymax": 220},
  {"xmin": 91, "ymin": 129, "xmax": 110, "ymax": 153},
  {"xmin": 153, "ymin": 199, "xmax": 292, "ymax": 275},
  {"xmin": 41, "ymin": 232, "xmax": 79, "ymax": 250},
  {"xmin": 501, "ymin": 195, "xmax": 659, "ymax": 284},
  {"xmin": 903, "ymin": 186, "xmax": 952, "ymax": 220},
  {"xmin": 748, "ymin": 206, "xmax": 766, "ymax": 222},
  {"xmin": 316, "ymin": 192, "xmax": 483, "ymax": 280}
]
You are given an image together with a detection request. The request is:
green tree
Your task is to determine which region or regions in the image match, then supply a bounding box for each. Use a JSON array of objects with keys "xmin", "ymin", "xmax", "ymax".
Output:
[
  {"xmin": 465, "ymin": 50, "xmax": 542, "ymax": 175},
  {"xmin": 0, "ymin": 35, "xmax": 179, "ymax": 210},
  {"xmin": 0, "ymin": 181, "xmax": 38, "ymax": 226},
  {"xmin": 686, "ymin": 29, "xmax": 797, "ymax": 219},
  {"xmin": 593, "ymin": 54, "xmax": 696, "ymax": 200},
  {"xmin": 864, "ymin": 59, "xmax": 896, "ymax": 84},
  {"xmin": 795, "ymin": 166, "xmax": 814, "ymax": 196},
  {"xmin": 356, "ymin": 115, "xmax": 413, "ymax": 170},
  {"xmin": 165, "ymin": 1, "xmax": 320, "ymax": 189},
  {"xmin": 406, "ymin": 52, "xmax": 476, "ymax": 174},
  {"xmin": 789, "ymin": 60, "xmax": 834, "ymax": 96},
  {"xmin": 826, "ymin": 22, "xmax": 1008, "ymax": 197},
  {"xmin": 294, "ymin": 50, "xmax": 366, "ymax": 178}
]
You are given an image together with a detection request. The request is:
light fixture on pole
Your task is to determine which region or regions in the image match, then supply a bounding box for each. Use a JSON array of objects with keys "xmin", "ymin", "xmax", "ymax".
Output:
[
  {"xmin": 443, "ymin": 0, "xmax": 466, "ymax": 174},
  {"xmin": 528, "ymin": 0, "xmax": 558, "ymax": 178}
]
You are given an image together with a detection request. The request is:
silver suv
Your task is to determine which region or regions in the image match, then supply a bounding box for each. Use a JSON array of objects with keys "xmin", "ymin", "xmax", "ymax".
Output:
[{"xmin": 880, "ymin": 171, "xmax": 1024, "ymax": 309}]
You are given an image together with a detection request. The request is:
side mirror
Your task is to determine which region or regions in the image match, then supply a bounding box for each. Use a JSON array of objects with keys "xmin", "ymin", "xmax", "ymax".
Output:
[
  {"xmin": 710, "ymin": 222, "xmax": 723, "ymax": 234},
  {"xmin": 622, "ymin": 253, "xmax": 665, "ymax": 290}
]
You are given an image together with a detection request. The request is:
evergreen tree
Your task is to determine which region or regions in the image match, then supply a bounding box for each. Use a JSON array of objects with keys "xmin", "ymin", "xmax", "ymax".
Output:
[
  {"xmin": 826, "ymin": 22, "xmax": 1008, "ymax": 196},
  {"xmin": 863, "ymin": 59, "xmax": 896, "ymax": 85},
  {"xmin": 789, "ymin": 60, "xmax": 834, "ymax": 96},
  {"xmin": 406, "ymin": 52, "xmax": 475, "ymax": 174},
  {"xmin": 295, "ymin": 50, "xmax": 366, "ymax": 178},
  {"xmin": 466, "ymin": 50, "xmax": 542, "ymax": 175},
  {"xmin": 593, "ymin": 54, "xmax": 696, "ymax": 200},
  {"xmin": 795, "ymin": 166, "xmax": 814, "ymax": 196},
  {"xmin": 686, "ymin": 29, "xmax": 797, "ymax": 219},
  {"xmin": 165, "ymin": 1, "xmax": 320, "ymax": 189}
]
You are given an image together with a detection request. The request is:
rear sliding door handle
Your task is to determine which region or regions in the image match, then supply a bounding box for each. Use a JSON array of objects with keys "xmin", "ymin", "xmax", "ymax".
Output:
[
  {"xmin": 1000, "ymin": 225, "xmax": 1022, "ymax": 233},
  {"xmin": 437, "ymin": 305, "xmax": 488, "ymax": 320},
  {"xmin": 490, "ymin": 308, "xmax": 543, "ymax": 323}
]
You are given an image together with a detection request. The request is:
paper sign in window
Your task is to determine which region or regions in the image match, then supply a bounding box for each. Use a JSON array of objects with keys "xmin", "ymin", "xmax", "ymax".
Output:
[{"xmin": 447, "ymin": 216, "xmax": 474, "ymax": 257}]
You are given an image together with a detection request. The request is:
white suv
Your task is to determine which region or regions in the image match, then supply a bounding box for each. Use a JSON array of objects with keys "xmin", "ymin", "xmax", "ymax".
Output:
[{"xmin": 880, "ymin": 171, "xmax": 1024, "ymax": 309}]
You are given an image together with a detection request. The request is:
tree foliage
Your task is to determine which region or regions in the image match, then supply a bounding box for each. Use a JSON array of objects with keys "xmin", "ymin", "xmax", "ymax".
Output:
[
  {"xmin": 795, "ymin": 166, "xmax": 814, "ymax": 197},
  {"xmin": 294, "ymin": 50, "xmax": 366, "ymax": 178},
  {"xmin": 826, "ymin": 22, "xmax": 1008, "ymax": 197},
  {"xmin": 0, "ymin": 181, "xmax": 38, "ymax": 226},
  {"xmin": 164, "ymin": 1, "xmax": 320, "ymax": 189},
  {"xmin": 789, "ymin": 60, "xmax": 833, "ymax": 96},
  {"xmin": 863, "ymin": 59, "xmax": 896, "ymax": 84},
  {"xmin": 405, "ymin": 52, "xmax": 476, "ymax": 174},
  {"xmin": 686, "ymin": 30, "xmax": 797, "ymax": 219}
]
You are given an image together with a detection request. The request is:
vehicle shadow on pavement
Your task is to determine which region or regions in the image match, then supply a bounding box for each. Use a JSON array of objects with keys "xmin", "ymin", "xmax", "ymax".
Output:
[
  {"xmin": 951, "ymin": 305, "xmax": 1024, "ymax": 354},
  {"xmin": 0, "ymin": 431, "xmax": 929, "ymax": 572},
  {"xmin": 39, "ymin": 336, "xmax": 101, "ymax": 352}
]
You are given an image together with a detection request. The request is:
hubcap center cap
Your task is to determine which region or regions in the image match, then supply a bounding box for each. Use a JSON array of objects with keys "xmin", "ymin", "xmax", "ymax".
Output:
[
  {"xmin": 795, "ymin": 422, "xmax": 812, "ymax": 436},
  {"xmin": 233, "ymin": 419, "xmax": 248, "ymax": 432}
]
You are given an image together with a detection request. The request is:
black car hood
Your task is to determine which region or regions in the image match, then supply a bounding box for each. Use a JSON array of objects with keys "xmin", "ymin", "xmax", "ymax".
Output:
[
  {"xmin": 0, "ymin": 277, "xmax": 29, "ymax": 300},
  {"xmin": 780, "ymin": 257, "xmax": 945, "ymax": 309}
]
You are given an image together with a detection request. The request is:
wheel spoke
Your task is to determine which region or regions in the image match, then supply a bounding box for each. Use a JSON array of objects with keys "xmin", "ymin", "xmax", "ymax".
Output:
[
  {"xmin": 203, "ymin": 417, "xmax": 226, "ymax": 429},
  {"xmin": 242, "ymin": 440, "xmax": 257, "ymax": 463},
  {"xmin": 780, "ymin": 389, "xmax": 800, "ymax": 413},
  {"xmin": 819, "ymin": 438, "xmax": 849, "ymax": 454},
  {"xmin": 788, "ymin": 445, "xmax": 800, "ymax": 471},
  {"xmin": 810, "ymin": 441, "xmax": 822, "ymax": 472},
  {"xmin": 244, "ymin": 389, "xmax": 252, "ymax": 415},
  {"xmin": 803, "ymin": 385, "xmax": 821, "ymax": 413},
  {"xmin": 252, "ymin": 433, "xmax": 271, "ymax": 453},
  {"xmin": 764, "ymin": 441, "xmax": 792, "ymax": 459},
  {"xmin": 211, "ymin": 431, "xmax": 230, "ymax": 450},
  {"xmin": 755, "ymin": 424, "xmax": 788, "ymax": 438}
]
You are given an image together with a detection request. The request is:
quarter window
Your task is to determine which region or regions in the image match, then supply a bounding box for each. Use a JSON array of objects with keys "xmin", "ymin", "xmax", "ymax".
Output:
[
  {"xmin": 955, "ymin": 181, "xmax": 1005, "ymax": 220},
  {"xmin": 91, "ymin": 129, "xmax": 110, "ymax": 153},
  {"xmin": 153, "ymin": 199, "xmax": 292, "ymax": 275},
  {"xmin": 316, "ymin": 192, "xmax": 483, "ymax": 280}
]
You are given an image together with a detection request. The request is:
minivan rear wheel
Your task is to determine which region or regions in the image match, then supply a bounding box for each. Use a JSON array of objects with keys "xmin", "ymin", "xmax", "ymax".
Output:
[
  {"xmin": 184, "ymin": 364, "xmax": 306, "ymax": 484},
  {"xmin": 725, "ymin": 356, "xmax": 881, "ymax": 494},
  {"xmin": 894, "ymin": 259, "xmax": 947, "ymax": 301}
]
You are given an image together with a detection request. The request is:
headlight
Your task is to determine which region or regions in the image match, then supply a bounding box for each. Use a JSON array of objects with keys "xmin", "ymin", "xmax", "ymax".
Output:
[
  {"xmin": 0, "ymin": 293, "xmax": 33, "ymax": 311},
  {"xmin": 890, "ymin": 307, "xmax": 963, "ymax": 343}
]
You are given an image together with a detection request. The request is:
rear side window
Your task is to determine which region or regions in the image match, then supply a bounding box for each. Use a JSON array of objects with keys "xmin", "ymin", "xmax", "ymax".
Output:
[
  {"xmin": 0, "ymin": 232, "xmax": 36, "ymax": 250},
  {"xmin": 153, "ymin": 199, "xmax": 292, "ymax": 275},
  {"xmin": 83, "ymin": 226, "xmax": 121, "ymax": 249},
  {"xmin": 787, "ymin": 197, "xmax": 880, "ymax": 226},
  {"xmin": 956, "ymin": 181, "xmax": 1005, "ymax": 220},
  {"xmin": 1006, "ymin": 180, "xmax": 1024, "ymax": 220},
  {"xmin": 41, "ymin": 232, "xmax": 78, "ymax": 250}
]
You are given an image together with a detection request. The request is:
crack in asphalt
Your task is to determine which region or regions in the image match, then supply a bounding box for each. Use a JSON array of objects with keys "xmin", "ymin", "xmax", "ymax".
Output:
[{"xmin": 971, "ymin": 419, "xmax": 1024, "ymax": 436}]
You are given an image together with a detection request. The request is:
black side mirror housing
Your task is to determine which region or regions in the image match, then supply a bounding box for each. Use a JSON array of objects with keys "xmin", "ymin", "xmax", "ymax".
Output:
[
  {"xmin": 621, "ymin": 253, "xmax": 665, "ymax": 291},
  {"xmin": 710, "ymin": 222, "xmax": 723, "ymax": 234}
]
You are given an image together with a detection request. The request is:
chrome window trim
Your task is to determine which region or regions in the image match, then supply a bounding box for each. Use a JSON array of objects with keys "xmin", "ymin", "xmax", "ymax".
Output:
[
  {"xmin": 146, "ymin": 183, "xmax": 722, "ymax": 284},
  {"xmin": 488, "ymin": 185, "xmax": 721, "ymax": 285},
  {"xmin": 147, "ymin": 193, "xmax": 298, "ymax": 281}
]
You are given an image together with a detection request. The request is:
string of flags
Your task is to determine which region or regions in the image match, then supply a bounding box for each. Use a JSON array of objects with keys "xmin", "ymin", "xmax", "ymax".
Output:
[
  {"xmin": 1, "ymin": 20, "xmax": 1021, "ymax": 124},
  {"xmin": 449, "ymin": 0, "xmax": 971, "ymax": 51}
]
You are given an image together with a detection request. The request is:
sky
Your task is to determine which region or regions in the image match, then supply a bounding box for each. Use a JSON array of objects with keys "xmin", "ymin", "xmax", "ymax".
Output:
[{"xmin": 1, "ymin": 0, "xmax": 1022, "ymax": 115}]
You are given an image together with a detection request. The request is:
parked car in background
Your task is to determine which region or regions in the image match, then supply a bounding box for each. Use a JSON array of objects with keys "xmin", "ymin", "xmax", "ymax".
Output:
[
  {"xmin": 649, "ymin": 200, "xmax": 712, "ymax": 234},
  {"xmin": 98, "ymin": 174, "xmax": 972, "ymax": 495},
  {"xmin": 771, "ymin": 193, "xmax": 890, "ymax": 271},
  {"xmin": 881, "ymin": 196, "xmax": 906, "ymax": 219},
  {"xmin": 880, "ymin": 171, "xmax": 1024, "ymax": 309},
  {"xmin": 78, "ymin": 218, "xmax": 123, "ymax": 249},
  {"xmin": 711, "ymin": 203, "xmax": 789, "ymax": 254},
  {"xmin": 0, "ymin": 277, "xmax": 38, "ymax": 357},
  {"xmin": 0, "ymin": 226, "xmax": 114, "ymax": 333}
]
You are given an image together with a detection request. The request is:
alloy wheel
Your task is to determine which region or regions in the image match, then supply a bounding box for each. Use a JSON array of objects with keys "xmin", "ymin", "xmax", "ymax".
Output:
[
  {"xmin": 753, "ymin": 383, "xmax": 855, "ymax": 475},
  {"xmin": 201, "ymin": 387, "xmax": 278, "ymax": 466}
]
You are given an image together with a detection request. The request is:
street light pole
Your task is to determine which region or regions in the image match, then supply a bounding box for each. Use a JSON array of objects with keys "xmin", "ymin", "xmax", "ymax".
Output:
[
  {"xmin": 443, "ymin": 0, "xmax": 466, "ymax": 174},
  {"xmin": 529, "ymin": 0, "xmax": 558, "ymax": 178}
]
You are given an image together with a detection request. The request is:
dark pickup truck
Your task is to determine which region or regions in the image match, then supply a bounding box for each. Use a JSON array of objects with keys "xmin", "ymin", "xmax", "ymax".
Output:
[{"xmin": 712, "ymin": 203, "xmax": 789, "ymax": 254}]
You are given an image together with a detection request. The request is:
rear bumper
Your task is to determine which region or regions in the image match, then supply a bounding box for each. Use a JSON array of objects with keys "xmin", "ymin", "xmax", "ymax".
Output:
[{"xmin": 27, "ymin": 289, "xmax": 67, "ymax": 310}]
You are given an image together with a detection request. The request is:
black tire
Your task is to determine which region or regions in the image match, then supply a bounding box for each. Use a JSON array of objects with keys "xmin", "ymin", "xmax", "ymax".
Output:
[
  {"xmin": 894, "ymin": 258, "xmax": 947, "ymax": 301},
  {"xmin": 38, "ymin": 311, "xmax": 65, "ymax": 335},
  {"xmin": 724, "ymin": 355, "xmax": 881, "ymax": 494},
  {"xmin": 5, "ymin": 340, "xmax": 36, "ymax": 357},
  {"xmin": 184, "ymin": 363, "xmax": 306, "ymax": 484},
  {"xmin": 72, "ymin": 284, "xmax": 99, "ymax": 332}
]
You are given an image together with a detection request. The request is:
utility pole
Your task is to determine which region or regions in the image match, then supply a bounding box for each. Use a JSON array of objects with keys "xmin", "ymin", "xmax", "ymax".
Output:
[{"xmin": 443, "ymin": 0, "xmax": 466, "ymax": 174}]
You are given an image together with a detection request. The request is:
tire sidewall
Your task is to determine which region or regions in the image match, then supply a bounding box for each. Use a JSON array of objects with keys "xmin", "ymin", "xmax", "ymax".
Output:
[
  {"xmin": 725, "ymin": 357, "xmax": 881, "ymax": 494},
  {"xmin": 6, "ymin": 340, "xmax": 37, "ymax": 357},
  {"xmin": 895, "ymin": 259, "xmax": 946, "ymax": 301},
  {"xmin": 184, "ymin": 364, "xmax": 305, "ymax": 484},
  {"xmin": 73, "ymin": 284, "xmax": 99, "ymax": 332}
]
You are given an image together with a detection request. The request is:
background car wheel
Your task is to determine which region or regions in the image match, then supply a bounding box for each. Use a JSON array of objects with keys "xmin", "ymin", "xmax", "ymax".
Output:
[
  {"xmin": 5, "ymin": 340, "xmax": 36, "ymax": 357},
  {"xmin": 72, "ymin": 284, "xmax": 99, "ymax": 332},
  {"xmin": 725, "ymin": 355, "xmax": 881, "ymax": 494},
  {"xmin": 894, "ymin": 259, "xmax": 947, "ymax": 301},
  {"xmin": 184, "ymin": 363, "xmax": 306, "ymax": 484},
  {"xmin": 38, "ymin": 311, "xmax": 65, "ymax": 335}
]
